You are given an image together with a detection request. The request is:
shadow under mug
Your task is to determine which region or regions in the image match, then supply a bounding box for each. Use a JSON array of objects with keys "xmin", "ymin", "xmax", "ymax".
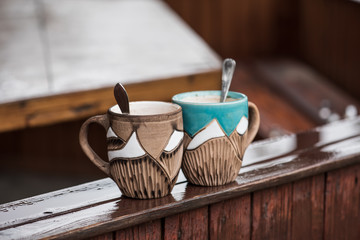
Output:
[
  {"xmin": 79, "ymin": 101, "xmax": 184, "ymax": 199},
  {"xmin": 172, "ymin": 90, "xmax": 260, "ymax": 186}
]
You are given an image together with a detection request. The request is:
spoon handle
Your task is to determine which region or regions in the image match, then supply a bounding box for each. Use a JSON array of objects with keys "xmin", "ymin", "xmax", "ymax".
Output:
[
  {"xmin": 114, "ymin": 83, "xmax": 130, "ymax": 114},
  {"xmin": 220, "ymin": 58, "xmax": 236, "ymax": 102}
]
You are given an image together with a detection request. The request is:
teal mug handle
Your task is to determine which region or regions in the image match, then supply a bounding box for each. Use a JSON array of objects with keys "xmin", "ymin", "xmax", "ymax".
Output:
[{"xmin": 246, "ymin": 102, "xmax": 260, "ymax": 148}]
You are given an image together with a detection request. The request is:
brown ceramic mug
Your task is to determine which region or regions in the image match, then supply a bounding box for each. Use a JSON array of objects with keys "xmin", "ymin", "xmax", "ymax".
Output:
[{"xmin": 79, "ymin": 101, "xmax": 184, "ymax": 199}]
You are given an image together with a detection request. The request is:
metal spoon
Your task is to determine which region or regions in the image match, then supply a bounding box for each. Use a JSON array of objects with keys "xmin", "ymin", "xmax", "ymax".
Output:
[
  {"xmin": 220, "ymin": 58, "xmax": 236, "ymax": 102},
  {"xmin": 114, "ymin": 83, "xmax": 130, "ymax": 114}
]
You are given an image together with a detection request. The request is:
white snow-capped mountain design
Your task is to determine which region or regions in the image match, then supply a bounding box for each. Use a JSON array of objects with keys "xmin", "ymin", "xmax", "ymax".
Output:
[
  {"xmin": 107, "ymin": 127, "xmax": 183, "ymax": 160},
  {"xmin": 187, "ymin": 117, "xmax": 248, "ymax": 150}
]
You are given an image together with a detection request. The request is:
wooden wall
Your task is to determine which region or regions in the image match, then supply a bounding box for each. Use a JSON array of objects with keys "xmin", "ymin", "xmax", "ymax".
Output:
[
  {"xmin": 164, "ymin": 0, "xmax": 360, "ymax": 100},
  {"xmin": 164, "ymin": 0, "xmax": 299, "ymax": 59},
  {"xmin": 297, "ymin": 0, "xmax": 360, "ymax": 100}
]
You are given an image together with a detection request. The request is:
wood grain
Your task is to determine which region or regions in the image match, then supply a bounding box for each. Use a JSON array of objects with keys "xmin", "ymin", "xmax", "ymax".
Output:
[
  {"xmin": 165, "ymin": 0, "xmax": 285, "ymax": 59},
  {"xmin": 89, "ymin": 233, "xmax": 113, "ymax": 240},
  {"xmin": 291, "ymin": 174, "xmax": 324, "ymax": 240},
  {"xmin": 252, "ymin": 183, "xmax": 292, "ymax": 240},
  {"xmin": 166, "ymin": 0, "xmax": 360, "ymax": 101},
  {"xmin": 164, "ymin": 207, "xmax": 208, "ymax": 240},
  {"xmin": 298, "ymin": 0, "xmax": 360, "ymax": 100},
  {"xmin": 209, "ymin": 194, "xmax": 251, "ymax": 240},
  {"xmin": 324, "ymin": 164, "xmax": 360, "ymax": 240},
  {"xmin": 115, "ymin": 220, "xmax": 161, "ymax": 240}
]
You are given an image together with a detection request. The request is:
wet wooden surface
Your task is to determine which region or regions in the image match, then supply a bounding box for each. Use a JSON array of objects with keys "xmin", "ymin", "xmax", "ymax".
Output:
[
  {"xmin": 164, "ymin": 206, "xmax": 208, "ymax": 240},
  {"xmin": 231, "ymin": 60, "xmax": 360, "ymax": 138},
  {"xmin": 291, "ymin": 175, "xmax": 324, "ymax": 240},
  {"xmin": 231, "ymin": 62, "xmax": 316, "ymax": 138},
  {"xmin": 1, "ymin": 116, "xmax": 360, "ymax": 239},
  {"xmin": 0, "ymin": 0, "xmax": 221, "ymax": 132},
  {"xmin": 252, "ymin": 59, "xmax": 360, "ymax": 125},
  {"xmin": 324, "ymin": 164, "xmax": 360, "ymax": 240},
  {"xmin": 209, "ymin": 195, "xmax": 251, "ymax": 240}
]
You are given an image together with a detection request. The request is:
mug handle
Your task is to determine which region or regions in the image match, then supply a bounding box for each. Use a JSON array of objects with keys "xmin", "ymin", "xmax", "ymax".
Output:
[
  {"xmin": 79, "ymin": 114, "xmax": 111, "ymax": 176},
  {"xmin": 245, "ymin": 102, "xmax": 260, "ymax": 148}
]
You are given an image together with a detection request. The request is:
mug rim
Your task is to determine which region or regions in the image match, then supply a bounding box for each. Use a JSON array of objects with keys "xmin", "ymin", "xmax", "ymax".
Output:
[
  {"xmin": 108, "ymin": 101, "xmax": 182, "ymax": 120},
  {"xmin": 172, "ymin": 90, "xmax": 247, "ymax": 105}
]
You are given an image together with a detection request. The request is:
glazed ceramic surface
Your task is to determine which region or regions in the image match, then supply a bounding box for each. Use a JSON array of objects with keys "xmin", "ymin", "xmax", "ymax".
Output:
[
  {"xmin": 80, "ymin": 101, "xmax": 184, "ymax": 199},
  {"xmin": 173, "ymin": 91, "xmax": 260, "ymax": 186},
  {"xmin": 173, "ymin": 91, "xmax": 248, "ymax": 137}
]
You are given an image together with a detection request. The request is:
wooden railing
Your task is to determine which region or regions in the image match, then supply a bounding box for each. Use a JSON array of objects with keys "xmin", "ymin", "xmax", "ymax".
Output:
[{"xmin": 1, "ymin": 116, "xmax": 359, "ymax": 239}]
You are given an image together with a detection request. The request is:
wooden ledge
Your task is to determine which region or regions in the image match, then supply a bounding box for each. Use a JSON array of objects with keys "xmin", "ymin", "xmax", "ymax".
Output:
[
  {"xmin": 0, "ymin": 70, "xmax": 220, "ymax": 133},
  {"xmin": 1, "ymin": 117, "xmax": 360, "ymax": 239}
]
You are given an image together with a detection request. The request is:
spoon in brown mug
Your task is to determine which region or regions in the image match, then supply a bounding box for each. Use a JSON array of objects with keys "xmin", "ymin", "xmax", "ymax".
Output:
[{"xmin": 114, "ymin": 83, "xmax": 130, "ymax": 114}]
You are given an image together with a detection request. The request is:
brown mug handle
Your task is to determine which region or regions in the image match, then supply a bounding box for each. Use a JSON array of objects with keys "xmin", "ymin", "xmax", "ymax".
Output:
[
  {"xmin": 245, "ymin": 102, "xmax": 260, "ymax": 148},
  {"xmin": 79, "ymin": 114, "xmax": 111, "ymax": 176}
]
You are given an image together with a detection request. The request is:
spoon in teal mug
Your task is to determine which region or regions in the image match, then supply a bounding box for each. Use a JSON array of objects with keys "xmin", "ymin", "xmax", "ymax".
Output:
[{"xmin": 220, "ymin": 58, "xmax": 236, "ymax": 102}]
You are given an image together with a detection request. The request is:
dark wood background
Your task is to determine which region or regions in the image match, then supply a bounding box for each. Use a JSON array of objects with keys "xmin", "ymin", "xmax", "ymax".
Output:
[{"xmin": 164, "ymin": 0, "xmax": 360, "ymax": 100}]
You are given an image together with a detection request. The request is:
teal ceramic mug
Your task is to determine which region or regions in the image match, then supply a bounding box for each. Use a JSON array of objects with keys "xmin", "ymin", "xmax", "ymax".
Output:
[{"xmin": 172, "ymin": 90, "xmax": 260, "ymax": 186}]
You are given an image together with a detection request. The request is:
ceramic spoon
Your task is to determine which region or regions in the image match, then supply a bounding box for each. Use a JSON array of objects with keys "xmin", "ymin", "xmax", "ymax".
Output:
[
  {"xmin": 220, "ymin": 58, "xmax": 236, "ymax": 102},
  {"xmin": 114, "ymin": 83, "xmax": 130, "ymax": 114}
]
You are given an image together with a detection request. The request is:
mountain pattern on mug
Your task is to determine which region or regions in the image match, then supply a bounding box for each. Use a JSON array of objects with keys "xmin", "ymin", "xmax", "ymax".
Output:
[
  {"xmin": 106, "ymin": 118, "xmax": 183, "ymax": 199},
  {"xmin": 182, "ymin": 116, "xmax": 248, "ymax": 186}
]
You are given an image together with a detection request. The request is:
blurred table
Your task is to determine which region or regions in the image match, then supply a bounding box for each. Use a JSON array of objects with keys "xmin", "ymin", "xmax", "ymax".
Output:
[{"xmin": 0, "ymin": 0, "xmax": 221, "ymax": 132}]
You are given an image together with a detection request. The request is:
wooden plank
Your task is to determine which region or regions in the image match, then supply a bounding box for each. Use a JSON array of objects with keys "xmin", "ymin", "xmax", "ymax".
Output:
[
  {"xmin": 0, "ymin": 70, "xmax": 220, "ymax": 132},
  {"xmin": 164, "ymin": 0, "xmax": 222, "ymax": 55},
  {"xmin": 166, "ymin": 0, "xmax": 294, "ymax": 59},
  {"xmin": 231, "ymin": 63, "xmax": 315, "ymax": 138},
  {"xmin": 0, "ymin": 178, "xmax": 119, "ymax": 229},
  {"xmin": 324, "ymin": 164, "xmax": 360, "ymax": 240},
  {"xmin": 42, "ymin": 0, "xmax": 220, "ymax": 95},
  {"xmin": 291, "ymin": 174, "xmax": 324, "ymax": 240},
  {"xmin": 115, "ymin": 220, "xmax": 161, "ymax": 240},
  {"xmin": 1, "ymin": 117, "xmax": 360, "ymax": 239},
  {"xmin": 253, "ymin": 59, "xmax": 360, "ymax": 124},
  {"xmin": 252, "ymin": 183, "xmax": 292, "ymax": 240},
  {"xmin": 164, "ymin": 207, "xmax": 208, "ymax": 240},
  {"xmin": 209, "ymin": 194, "xmax": 251, "ymax": 240},
  {"xmin": 0, "ymin": 0, "xmax": 48, "ymax": 131},
  {"xmin": 0, "ymin": 0, "xmax": 49, "ymax": 105},
  {"xmin": 298, "ymin": 0, "xmax": 360, "ymax": 100},
  {"xmin": 89, "ymin": 233, "xmax": 113, "ymax": 240}
]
